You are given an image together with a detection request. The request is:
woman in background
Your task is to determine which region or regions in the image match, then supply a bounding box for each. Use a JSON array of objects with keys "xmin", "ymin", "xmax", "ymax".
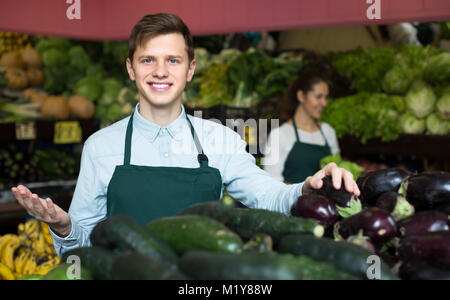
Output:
[{"xmin": 263, "ymin": 67, "xmax": 340, "ymax": 183}]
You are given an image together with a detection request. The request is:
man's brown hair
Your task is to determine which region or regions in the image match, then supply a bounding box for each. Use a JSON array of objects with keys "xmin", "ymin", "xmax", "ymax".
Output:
[{"xmin": 128, "ymin": 13, "xmax": 194, "ymax": 63}]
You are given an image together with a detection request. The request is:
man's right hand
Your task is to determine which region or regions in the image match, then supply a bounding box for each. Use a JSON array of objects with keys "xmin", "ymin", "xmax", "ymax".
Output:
[{"xmin": 11, "ymin": 185, "xmax": 72, "ymax": 238}]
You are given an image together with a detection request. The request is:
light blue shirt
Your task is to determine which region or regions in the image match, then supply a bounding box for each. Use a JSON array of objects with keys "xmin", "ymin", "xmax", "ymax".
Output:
[{"xmin": 51, "ymin": 104, "xmax": 304, "ymax": 256}]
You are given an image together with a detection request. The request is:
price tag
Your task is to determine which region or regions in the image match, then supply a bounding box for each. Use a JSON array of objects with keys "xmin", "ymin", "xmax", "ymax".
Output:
[
  {"xmin": 54, "ymin": 121, "xmax": 82, "ymax": 144},
  {"xmin": 15, "ymin": 122, "xmax": 36, "ymax": 140}
]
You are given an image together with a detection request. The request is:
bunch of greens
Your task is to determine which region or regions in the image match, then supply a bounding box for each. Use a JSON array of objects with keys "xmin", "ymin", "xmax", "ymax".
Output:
[
  {"xmin": 320, "ymin": 153, "xmax": 365, "ymax": 179},
  {"xmin": 320, "ymin": 93, "xmax": 405, "ymax": 143},
  {"xmin": 331, "ymin": 47, "xmax": 396, "ymax": 93}
]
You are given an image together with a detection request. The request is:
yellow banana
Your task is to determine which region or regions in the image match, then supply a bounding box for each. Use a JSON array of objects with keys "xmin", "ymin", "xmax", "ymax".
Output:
[
  {"xmin": 14, "ymin": 248, "xmax": 32, "ymax": 276},
  {"xmin": 34, "ymin": 256, "xmax": 60, "ymax": 276},
  {"xmin": 0, "ymin": 235, "xmax": 15, "ymax": 260},
  {"xmin": 24, "ymin": 219, "xmax": 40, "ymax": 240},
  {"xmin": 22, "ymin": 256, "xmax": 37, "ymax": 276},
  {"xmin": 32, "ymin": 231, "xmax": 49, "ymax": 257},
  {"xmin": 0, "ymin": 262, "xmax": 15, "ymax": 280},
  {"xmin": 1, "ymin": 238, "xmax": 21, "ymax": 271},
  {"xmin": 17, "ymin": 223, "xmax": 25, "ymax": 235}
]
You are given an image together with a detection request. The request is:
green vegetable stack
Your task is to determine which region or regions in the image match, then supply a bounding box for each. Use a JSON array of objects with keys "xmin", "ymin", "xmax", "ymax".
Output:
[
  {"xmin": 323, "ymin": 46, "xmax": 450, "ymax": 142},
  {"xmin": 58, "ymin": 201, "xmax": 401, "ymax": 280}
]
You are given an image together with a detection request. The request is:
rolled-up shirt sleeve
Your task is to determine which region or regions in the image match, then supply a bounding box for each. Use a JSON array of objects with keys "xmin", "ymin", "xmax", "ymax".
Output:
[
  {"xmin": 222, "ymin": 129, "xmax": 303, "ymax": 215},
  {"xmin": 50, "ymin": 139, "xmax": 107, "ymax": 257}
]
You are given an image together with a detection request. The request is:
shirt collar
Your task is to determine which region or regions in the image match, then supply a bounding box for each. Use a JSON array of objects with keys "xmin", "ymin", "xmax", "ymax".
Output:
[{"xmin": 133, "ymin": 103, "xmax": 188, "ymax": 143}]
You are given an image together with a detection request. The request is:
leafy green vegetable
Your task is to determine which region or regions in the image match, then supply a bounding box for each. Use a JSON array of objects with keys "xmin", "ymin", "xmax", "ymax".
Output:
[
  {"xmin": 321, "ymin": 93, "xmax": 404, "ymax": 143},
  {"xmin": 68, "ymin": 45, "xmax": 92, "ymax": 72},
  {"xmin": 73, "ymin": 76, "xmax": 103, "ymax": 102},
  {"xmin": 382, "ymin": 63, "xmax": 414, "ymax": 95},
  {"xmin": 423, "ymin": 52, "xmax": 450, "ymax": 87},
  {"xmin": 194, "ymin": 48, "xmax": 211, "ymax": 75},
  {"xmin": 36, "ymin": 37, "xmax": 72, "ymax": 54},
  {"xmin": 405, "ymin": 80, "xmax": 436, "ymax": 118},
  {"xmin": 400, "ymin": 113, "xmax": 426, "ymax": 134},
  {"xmin": 331, "ymin": 47, "xmax": 396, "ymax": 93},
  {"xmin": 319, "ymin": 153, "xmax": 365, "ymax": 179},
  {"xmin": 426, "ymin": 113, "xmax": 449, "ymax": 135},
  {"xmin": 41, "ymin": 48, "xmax": 68, "ymax": 68},
  {"xmin": 437, "ymin": 92, "xmax": 450, "ymax": 120},
  {"xmin": 99, "ymin": 78, "xmax": 123, "ymax": 105}
]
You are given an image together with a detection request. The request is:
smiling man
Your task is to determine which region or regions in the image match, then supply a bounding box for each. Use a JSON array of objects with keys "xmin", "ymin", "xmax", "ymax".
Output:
[{"xmin": 11, "ymin": 13, "xmax": 360, "ymax": 256}]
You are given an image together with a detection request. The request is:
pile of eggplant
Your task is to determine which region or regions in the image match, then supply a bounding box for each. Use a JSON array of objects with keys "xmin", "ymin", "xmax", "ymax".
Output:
[{"xmin": 291, "ymin": 169, "xmax": 450, "ymax": 280}]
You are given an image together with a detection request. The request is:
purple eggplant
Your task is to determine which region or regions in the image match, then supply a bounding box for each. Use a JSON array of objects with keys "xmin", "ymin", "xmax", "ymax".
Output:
[
  {"xmin": 357, "ymin": 168, "xmax": 412, "ymax": 206},
  {"xmin": 375, "ymin": 192, "xmax": 415, "ymax": 221},
  {"xmin": 399, "ymin": 171, "xmax": 450, "ymax": 212},
  {"xmin": 397, "ymin": 211, "xmax": 449, "ymax": 236},
  {"xmin": 313, "ymin": 176, "xmax": 362, "ymax": 218},
  {"xmin": 399, "ymin": 260, "xmax": 450, "ymax": 280},
  {"xmin": 336, "ymin": 207, "xmax": 397, "ymax": 247},
  {"xmin": 291, "ymin": 194, "xmax": 338, "ymax": 228},
  {"xmin": 398, "ymin": 231, "xmax": 450, "ymax": 267}
]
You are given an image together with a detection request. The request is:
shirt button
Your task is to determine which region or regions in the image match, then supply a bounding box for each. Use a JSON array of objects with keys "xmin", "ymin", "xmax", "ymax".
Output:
[
  {"xmin": 163, "ymin": 153, "xmax": 169, "ymax": 158},
  {"xmin": 161, "ymin": 128, "xmax": 166, "ymax": 134}
]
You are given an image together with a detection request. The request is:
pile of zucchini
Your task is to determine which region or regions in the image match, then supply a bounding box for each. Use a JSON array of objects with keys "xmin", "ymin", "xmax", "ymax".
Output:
[{"xmin": 62, "ymin": 169, "xmax": 450, "ymax": 280}]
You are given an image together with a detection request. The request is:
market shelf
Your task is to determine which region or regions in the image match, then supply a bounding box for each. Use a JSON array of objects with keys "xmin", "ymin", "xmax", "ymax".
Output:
[
  {"xmin": 339, "ymin": 134, "xmax": 450, "ymax": 160},
  {"xmin": 0, "ymin": 118, "xmax": 100, "ymax": 143}
]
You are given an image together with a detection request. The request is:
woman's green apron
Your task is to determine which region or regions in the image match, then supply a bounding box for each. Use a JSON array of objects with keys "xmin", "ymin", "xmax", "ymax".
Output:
[{"xmin": 282, "ymin": 117, "xmax": 332, "ymax": 183}]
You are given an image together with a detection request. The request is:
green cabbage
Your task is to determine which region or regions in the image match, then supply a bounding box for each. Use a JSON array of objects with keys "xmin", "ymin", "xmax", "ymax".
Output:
[
  {"xmin": 382, "ymin": 63, "xmax": 414, "ymax": 95},
  {"xmin": 99, "ymin": 78, "xmax": 123, "ymax": 105},
  {"xmin": 423, "ymin": 52, "xmax": 450, "ymax": 87},
  {"xmin": 400, "ymin": 113, "xmax": 426, "ymax": 134},
  {"xmin": 437, "ymin": 92, "xmax": 450, "ymax": 120},
  {"xmin": 68, "ymin": 45, "xmax": 91, "ymax": 71},
  {"xmin": 73, "ymin": 76, "xmax": 103, "ymax": 102},
  {"xmin": 41, "ymin": 48, "xmax": 67, "ymax": 68},
  {"xmin": 426, "ymin": 113, "xmax": 449, "ymax": 135},
  {"xmin": 194, "ymin": 48, "xmax": 210, "ymax": 74},
  {"xmin": 36, "ymin": 37, "xmax": 71, "ymax": 54},
  {"xmin": 405, "ymin": 81, "xmax": 436, "ymax": 118}
]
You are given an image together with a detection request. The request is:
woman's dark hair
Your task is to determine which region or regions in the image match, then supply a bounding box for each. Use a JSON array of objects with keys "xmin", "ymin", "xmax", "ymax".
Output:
[
  {"xmin": 128, "ymin": 13, "xmax": 194, "ymax": 63},
  {"xmin": 279, "ymin": 65, "xmax": 329, "ymax": 123}
]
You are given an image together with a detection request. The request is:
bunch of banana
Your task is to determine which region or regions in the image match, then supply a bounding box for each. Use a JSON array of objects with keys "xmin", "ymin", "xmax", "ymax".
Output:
[
  {"xmin": 0, "ymin": 219, "xmax": 60, "ymax": 280},
  {"xmin": 0, "ymin": 32, "xmax": 32, "ymax": 56}
]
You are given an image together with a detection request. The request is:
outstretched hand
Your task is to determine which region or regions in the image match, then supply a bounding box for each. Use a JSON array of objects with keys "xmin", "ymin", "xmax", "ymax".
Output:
[
  {"xmin": 11, "ymin": 185, "xmax": 71, "ymax": 237},
  {"xmin": 302, "ymin": 163, "xmax": 361, "ymax": 196}
]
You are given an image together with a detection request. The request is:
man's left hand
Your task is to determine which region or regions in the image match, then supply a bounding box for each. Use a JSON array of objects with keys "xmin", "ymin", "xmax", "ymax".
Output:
[{"xmin": 302, "ymin": 163, "xmax": 361, "ymax": 196}]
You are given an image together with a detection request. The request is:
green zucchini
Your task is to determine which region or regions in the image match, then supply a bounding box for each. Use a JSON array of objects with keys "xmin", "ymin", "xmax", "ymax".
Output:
[
  {"xmin": 179, "ymin": 250, "xmax": 357, "ymax": 280},
  {"xmin": 43, "ymin": 263, "xmax": 93, "ymax": 280},
  {"xmin": 90, "ymin": 215, "xmax": 178, "ymax": 267},
  {"xmin": 111, "ymin": 252, "xmax": 188, "ymax": 280},
  {"xmin": 146, "ymin": 215, "xmax": 243, "ymax": 254},
  {"xmin": 277, "ymin": 234, "xmax": 399, "ymax": 280},
  {"xmin": 61, "ymin": 246, "xmax": 116, "ymax": 280},
  {"xmin": 179, "ymin": 201, "xmax": 324, "ymax": 243}
]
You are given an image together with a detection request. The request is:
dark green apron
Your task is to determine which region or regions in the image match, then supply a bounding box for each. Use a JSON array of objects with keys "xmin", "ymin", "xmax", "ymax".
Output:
[
  {"xmin": 282, "ymin": 117, "xmax": 332, "ymax": 184},
  {"xmin": 106, "ymin": 112, "xmax": 222, "ymax": 226}
]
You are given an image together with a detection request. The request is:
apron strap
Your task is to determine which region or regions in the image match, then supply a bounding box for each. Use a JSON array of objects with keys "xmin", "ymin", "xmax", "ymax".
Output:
[
  {"xmin": 185, "ymin": 115, "xmax": 209, "ymax": 167},
  {"xmin": 124, "ymin": 114, "xmax": 134, "ymax": 165},
  {"xmin": 291, "ymin": 117, "xmax": 301, "ymax": 142},
  {"xmin": 123, "ymin": 110, "xmax": 209, "ymax": 167},
  {"xmin": 292, "ymin": 117, "xmax": 331, "ymax": 149}
]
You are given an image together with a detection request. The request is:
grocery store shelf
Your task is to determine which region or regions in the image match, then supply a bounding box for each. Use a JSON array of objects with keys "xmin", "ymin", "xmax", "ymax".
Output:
[
  {"xmin": 0, "ymin": 119, "xmax": 100, "ymax": 143},
  {"xmin": 340, "ymin": 134, "xmax": 450, "ymax": 160}
]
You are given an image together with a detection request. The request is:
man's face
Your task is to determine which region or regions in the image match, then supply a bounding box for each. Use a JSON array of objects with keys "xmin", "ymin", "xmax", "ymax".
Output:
[{"xmin": 126, "ymin": 33, "xmax": 195, "ymax": 109}]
